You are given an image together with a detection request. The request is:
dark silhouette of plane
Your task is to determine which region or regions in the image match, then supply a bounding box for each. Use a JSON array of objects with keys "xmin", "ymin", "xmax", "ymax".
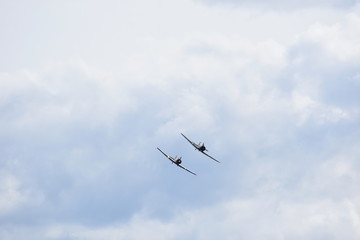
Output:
[
  {"xmin": 181, "ymin": 133, "xmax": 220, "ymax": 163},
  {"xmin": 157, "ymin": 147, "xmax": 197, "ymax": 175}
]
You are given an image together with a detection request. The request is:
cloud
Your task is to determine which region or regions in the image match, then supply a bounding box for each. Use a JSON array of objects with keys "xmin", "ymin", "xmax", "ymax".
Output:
[
  {"xmin": 195, "ymin": 0, "xmax": 360, "ymax": 10},
  {"xmin": 0, "ymin": 171, "xmax": 27, "ymax": 215},
  {"xmin": 1, "ymin": 0, "xmax": 360, "ymax": 239},
  {"xmin": 6, "ymin": 147, "xmax": 360, "ymax": 240}
]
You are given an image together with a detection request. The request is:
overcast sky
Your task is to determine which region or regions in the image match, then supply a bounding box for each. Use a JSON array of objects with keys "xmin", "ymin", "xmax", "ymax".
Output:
[{"xmin": 1, "ymin": 0, "xmax": 360, "ymax": 239}]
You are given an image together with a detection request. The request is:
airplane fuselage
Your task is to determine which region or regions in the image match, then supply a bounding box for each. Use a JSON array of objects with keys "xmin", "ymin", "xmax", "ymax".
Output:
[
  {"xmin": 198, "ymin": 145, "xmax": 206, "ymax": 152},
  {"xmin": 180, "ymin": 133, "xmax": 220, "ymax": 163},
  {"xmin": 157, "ymin": 147, "xmax": 197, "ymax": 175},
  {"xmin": 195, "ymin": 143, "xmax": 206, "ymax": 152}
]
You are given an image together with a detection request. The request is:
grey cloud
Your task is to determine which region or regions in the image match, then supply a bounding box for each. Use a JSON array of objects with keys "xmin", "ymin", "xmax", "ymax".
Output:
[
  {"xmin": 2, "ymin": 27, "xmax": 360, "ymax": 237},
  {"xmin": 1, "ymin": 2, "xmax": 360, "ymax": 239},
  {"xmin": 0, "ymin": 61, "xmax": 230, "ymax": 230}
]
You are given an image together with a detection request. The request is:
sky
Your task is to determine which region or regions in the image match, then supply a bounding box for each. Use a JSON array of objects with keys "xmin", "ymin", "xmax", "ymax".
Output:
[{"xmin": 0, "ymin": 0, "xmax": 360, "ymax": 239}]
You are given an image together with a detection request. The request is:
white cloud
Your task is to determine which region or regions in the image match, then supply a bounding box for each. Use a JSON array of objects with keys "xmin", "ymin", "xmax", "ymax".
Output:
[
  {"xmin": 0, "ymin": 0, "xmax": 360, "ymax": 239},
  {"xmin": 11, "ymin": 173, "xmax": 360, "ymax": 240},
  {"xmin": 303, "ymin": 11, "xmax": 360, "ymax": 61},
  {"xmin": 291, "ymin": 91, "xmax": 351, "ymax": 125},
  {"xmin": 0, "ymin": 59, "xmax": 137, "ymax": 133},
  {"xmin": 196, "ymin": 0, "xmax": 360, "ymax": 10},
  {"xmin": 59, "ymin": 141, "xmax": 360, "ymax": 239},
  {"xmin": 0, "ymin": 171, "xmax": 27, "ymax": 215}
]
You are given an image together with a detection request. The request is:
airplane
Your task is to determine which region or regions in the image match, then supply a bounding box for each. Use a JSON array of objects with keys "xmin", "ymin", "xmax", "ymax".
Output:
[
  {"xmin": 157, "ymin": 147, "xmax": 197, "ymax": 175},
  {"xmin": 181, "ymin": 133, "xmax": 220, "ymax": 163}
]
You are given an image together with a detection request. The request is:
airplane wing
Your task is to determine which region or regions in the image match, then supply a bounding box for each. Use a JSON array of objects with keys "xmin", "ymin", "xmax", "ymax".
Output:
[
  {"xmin": 157, "ymin": 147, "xmax": 175, "ymax": 163},
  {"xmin": 181, "ymin": 133, "xmax": 198, "ymax": 148},
  {"xmin": 157, "ymin": 147, "xmax": 197, "ymax": 175},
  {"xmin": 178, "ymin": 164, "xmax": 197, "ymax": 176},
  {"xmin": 181, "ymin": 133, "xmax": 220, "ymax": 163},
  {"xmin": 202, "ymin": 151, "xmax": 221, "ymax": 163}
]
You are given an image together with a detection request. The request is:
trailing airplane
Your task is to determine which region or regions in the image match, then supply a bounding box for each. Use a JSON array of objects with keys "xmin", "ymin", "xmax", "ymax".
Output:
[
  {"xmin": 181, "ymin": 133, "xmax": 220, "ymax": 163},
  {"xmin": 157, "ymin": 147, "xmax": 197, "ymax": 175}
]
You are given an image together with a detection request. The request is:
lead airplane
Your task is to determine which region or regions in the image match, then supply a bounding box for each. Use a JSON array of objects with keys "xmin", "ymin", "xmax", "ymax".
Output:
[
  {"xmin": 157, "ymin": 147, "xmax": 197, "ymax": 175},
  {"xmin": 181, "ymin": 133, "xmax": 220, "ymax": 163}
]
